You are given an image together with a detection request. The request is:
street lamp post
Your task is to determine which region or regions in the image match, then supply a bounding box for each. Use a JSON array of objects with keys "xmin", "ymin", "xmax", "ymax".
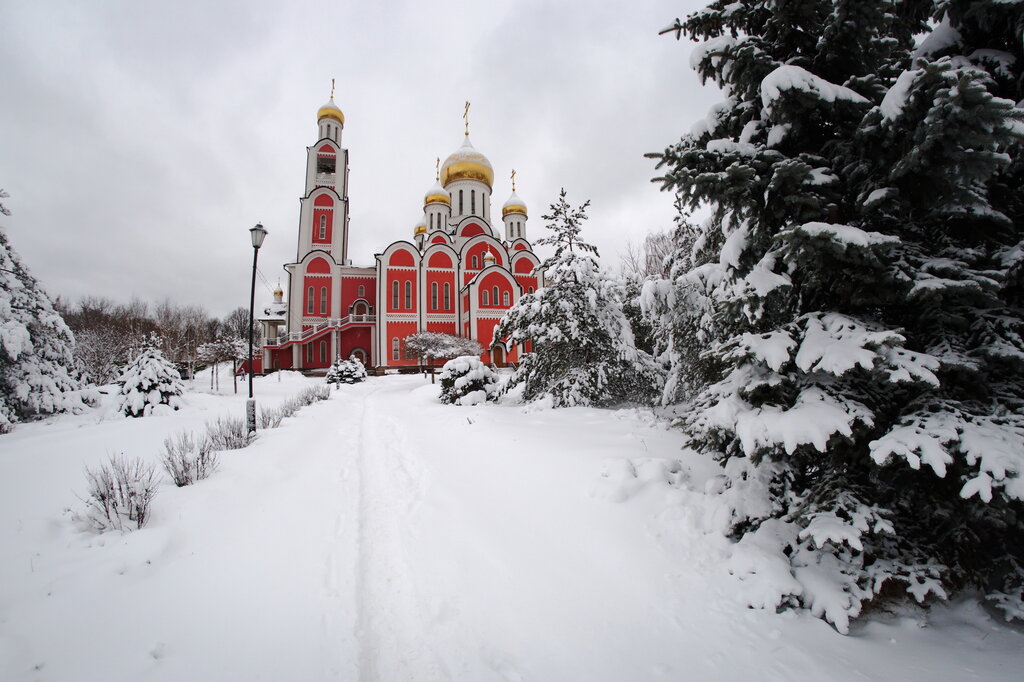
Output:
[{"xmin": 247, "ymin": 222, "xmax": 268, "ymax": 434}]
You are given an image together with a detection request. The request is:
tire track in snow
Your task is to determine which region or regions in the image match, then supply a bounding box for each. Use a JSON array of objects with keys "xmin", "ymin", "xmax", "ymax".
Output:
[{"xmin": 353, "ymin": 381, "xmax": 443, "ymax": 681}]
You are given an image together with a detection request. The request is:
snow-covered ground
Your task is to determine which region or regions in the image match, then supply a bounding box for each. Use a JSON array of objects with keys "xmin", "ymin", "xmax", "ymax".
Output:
[{"xmin": 1, "ymin": 373, "xmax": 1021, "ymax": 681}]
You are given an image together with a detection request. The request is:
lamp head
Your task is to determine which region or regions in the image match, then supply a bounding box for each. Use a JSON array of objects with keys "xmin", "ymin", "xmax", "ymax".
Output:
[{"xmin": 250, "ymin": 223, "xmax": 268, "ymax": 249}]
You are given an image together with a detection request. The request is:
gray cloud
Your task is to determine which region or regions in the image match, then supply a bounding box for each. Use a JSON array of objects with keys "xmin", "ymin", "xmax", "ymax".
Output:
[{"xmin": 0, "ymin": 0, "xmax": 716, "ymax": 317}]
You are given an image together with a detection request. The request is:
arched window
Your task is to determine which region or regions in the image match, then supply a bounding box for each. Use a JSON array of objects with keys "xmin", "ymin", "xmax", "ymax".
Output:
[
  {"xmin": 528, "ymin": 286, "xmax": 535, "ymax": 294},
  {"xmin": 429, "ymin": 214, "xmax": 434, "ymax": 230},
  {"xmin": 471, "ymin": 255, "xmax": 479, "ymax": 269},
  {"xmin": 503, "ymin": 291, "xmax": 510, "ymax": 306},
  {"xmin": 492, "ymin": 286, "xmax": 499, "ymax": 305},
  {"xmin": 320, "ymin": 287, "xmax": 327, "ymax": 315},
  {"xmin": 358, "ymin": 285, "xmax": 365, "ymax": 297},
  {"xmin": 404, "ymin": 281, "xmax": 411, "ymax": 309},
  {"xmin": 392, "ymin": 337, "xmax": 399, "ymax": 361},
  {"xmin": 391, "ymin": 281, "xmax": 399, "ymax": 309},
  {"xmin": 459, "ymin": 190, "xmax": 464, "ymax": 215},
  {"xmin": 482, "ymin": 290, "xmax": 489, "ymax": 306},
  {"xmin": 444, "ymin": 282, "xmax": 451, "ymax": 310},
  {"xmin": 319, "ymin": 215, "xmax": 327, "ymax": 240},
  {"xmin": 471, "ymin": 190, "xmax": 475, "ymax": 215},
  {"xmin": 307, "ymin": 286, "xmax": 314, "ymax": 314},
  {"xmin": 431, "ymin": 282, "xmax": 438, "ymax": 310},
  {"xmin": 320, "ymin": 341, "xmax": 327, "ymax": 363},
  {"xmin": 306, "ymin": 342, "xmax": 313, "ymax": 363}
]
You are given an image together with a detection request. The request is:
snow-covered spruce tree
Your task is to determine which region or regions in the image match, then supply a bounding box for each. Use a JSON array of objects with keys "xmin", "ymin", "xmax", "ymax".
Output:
[
  {"xmin": 337, "ymin": 357, "xmax": 367, "ymax": 384},
  {"xmin": 115, "ymin": 336, "xmax": 184, "ymax": 417},
  {"xmin": 0, "ymin": 189, "xmax": 83, "ymax": 431},
  {"xmin": 496, "ymin": 189, "xmax": 662, "ymax": 407},
  {"xmin": 325, "ymin": 358, "xmax": 343, "ymax": 387},
  {"xmin": 650, "ymin": 1, "xmax": 1024, "ymax": 630}
]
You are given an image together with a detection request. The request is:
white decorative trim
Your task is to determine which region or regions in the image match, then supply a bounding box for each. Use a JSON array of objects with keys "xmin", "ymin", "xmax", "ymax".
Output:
[
  {"xmin": 425, "ymin": 314, "xmax": 456, "ymax": 322},
  {"xmin": 476, "ymin": 311, "xmax": 507, "ymax": 319},
  {"xmin": 387, "ymin": 266, "xmax": 418, "ymax": 272},
  {"xmin": 303, "ymin": 272, "xmax": 332, "ymax": 278},
  {"xmin": 425, "ymin": 267, "xmax": 455, "ymax": 273}
]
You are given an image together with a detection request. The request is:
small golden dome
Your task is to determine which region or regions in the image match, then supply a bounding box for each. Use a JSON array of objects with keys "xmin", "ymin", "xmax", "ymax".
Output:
[
  {"xmin": 483, "ymin": 250, "xmax": 495, "ymax": 263},
  {"xmin": 424, "ymin": 181, "xmax": 451, "ymax": 207},
  {"xmin": 414, "ymin": 220, "xmax": 428, "ymax": 236},
  {"xmin": 502, "ymin": 190, "xmax": 527, "ymax": 217},
  {"xmin": 441, "ymin": 136, "xmax": 493, "ymax": 188},
  {"xmin": 317, "ymin": 97, "xmax": 345, "ymax": 125}
]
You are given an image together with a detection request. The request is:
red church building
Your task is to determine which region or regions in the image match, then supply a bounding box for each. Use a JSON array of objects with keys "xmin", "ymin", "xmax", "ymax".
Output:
[{"xmin": 258, "ymin": 97, "xmax": 542, "ymax": 372}]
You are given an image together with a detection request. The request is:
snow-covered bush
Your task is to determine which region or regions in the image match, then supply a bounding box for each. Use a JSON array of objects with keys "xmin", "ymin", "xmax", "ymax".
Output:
[
  {"xmin": 205, "ymin": 415, "xmax": 254, "ymax": 451},
  {"xmin": 115, "ymin": 339, "xmax": 184, "ymax": 417},
  {"xmin": 0, "ymin": 190, "xmax": 84, "ymax": 430},
  {"xmin": 161, "ymin": 431, "xmax": 218, "ymax": 487},
  {"xmin": 81, "ymin": 454, "xmax": 158, "ymax": 532},
  {"xmin": 327, "ymin": 358, "xmax": 365, "ymax": 386},
  {"xmin": 259, "ymin": 384, "xmax": 332, "ymax": 428},
  {"xmin": 258, "ymin": 404, "xmax": 287, "ymax": 429},
  {"xmin": 325, "ymin": 359, "xmax": 342, "ymax": 387},
  {"xmin": 439, "ymin": 356, "xmax": 499, "ymax": 406},
  {"xmin": 338, "ymin": 358, "xmax": 367, "ymax": 384}
]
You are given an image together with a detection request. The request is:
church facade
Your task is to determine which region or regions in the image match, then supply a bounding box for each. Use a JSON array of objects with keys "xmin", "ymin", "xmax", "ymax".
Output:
[{"xmin": 258, "ymin": 97, "xmax": 542, "ymax": 373}]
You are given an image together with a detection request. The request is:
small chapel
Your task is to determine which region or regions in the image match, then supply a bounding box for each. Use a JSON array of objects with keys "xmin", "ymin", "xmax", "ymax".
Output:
[{"xmin": 257, "ymin": 95, "xmax": 543, "ymax": 373}]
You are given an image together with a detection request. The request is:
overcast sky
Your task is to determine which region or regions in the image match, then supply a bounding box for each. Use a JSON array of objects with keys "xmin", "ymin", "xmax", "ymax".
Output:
[{"xmin": 0, "ymin": 0, "xmax": 716, "ymax": 318}]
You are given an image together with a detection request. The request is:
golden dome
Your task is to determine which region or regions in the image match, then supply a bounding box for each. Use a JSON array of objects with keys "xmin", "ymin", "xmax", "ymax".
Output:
[
  {"xmin": 502, "ymin": 190, "xmax": 527, "ymax": 217},
  {"xmin": 424, "ymin": 181, "xmax": 451, "ymax": 207},
  {"xmin": 441, "ymin": 136, "xmax": 493, "ymax": 188},
  {"xmin": 414, "ymin": 220, "xmax": 428, "ymax": 236},
  {"xmin": 317, "ymin": 97, "xmax": 345, "ymax": 125},
  {"xmin": 483, "ymin": 250, "xmax": 495, "ymax": 263}
]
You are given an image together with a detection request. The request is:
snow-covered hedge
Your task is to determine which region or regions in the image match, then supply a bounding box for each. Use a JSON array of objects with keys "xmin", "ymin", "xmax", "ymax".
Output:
[
  {"xmin": 161, "ymin": 431, "xmax": 218, "ymax": 487},
  {"xmin": 439, "ymin": 356, "xmax": 499, "ymax": 406},
  {"xmin": 115, "ymin": 342, "xmax": 184, "ymax": 417}
]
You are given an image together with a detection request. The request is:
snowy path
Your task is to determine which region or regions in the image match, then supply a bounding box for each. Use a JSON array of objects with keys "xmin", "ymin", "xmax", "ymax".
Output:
[{"xmin": 1, "ymin": 374, "xmax": 1022, "ymax": 681}]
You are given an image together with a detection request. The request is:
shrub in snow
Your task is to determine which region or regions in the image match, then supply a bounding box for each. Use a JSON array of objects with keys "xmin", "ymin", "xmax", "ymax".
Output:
[
  {"xmin": 439, "ymin": 356, "xmax": 499, "ymax": 406},
  {"xmin": 649, "ymin": 2, "xmax": 1024, "ymax": 630},
  {"xmin": 161, "ymin": 431, "xmax": 218, "ymax": 487},
  {"xmin": 115, "ymin": 338, "xmax": 184, "ymax": 417},
  {"xmin": 0, "ymin": 190, "xmax": 84, "ymax": 430},
  {"xmin": 496, "ymin": 189, "xmax": 663, "ymax": 408},
  {"xmin": 81, "ymin": 454, "xmax": 158, "ymax": 532},
  {"xmin": 205, "ymin": 415, "xmax": 254, "ymax": 451},
  {"xmin": 259, "ymin": 385, "xmax": 332, "ymax": 428},
  {"xmin": 327, "ymin": 357, "xmax": 366, "ymax": 386}
]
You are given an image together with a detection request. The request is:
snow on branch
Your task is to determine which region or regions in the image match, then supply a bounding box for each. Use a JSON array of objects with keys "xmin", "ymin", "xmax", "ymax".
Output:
[{"xmin": 760, "ymin": 65, "xmax": 869, "ymax": 116}]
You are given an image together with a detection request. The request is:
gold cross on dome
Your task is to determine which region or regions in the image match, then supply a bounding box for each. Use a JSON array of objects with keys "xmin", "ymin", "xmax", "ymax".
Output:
[
  {"xmin": 435, "ymin": 157, "xmax": 440, "ymax": 181},
  {"xmin": 330, "ymin": 78, "xmax": 335, "ymax": 99},
  {"xmin": 511, "ymin": 169, "xmax": 517, "ymax": 192},
  {"xmin": 463, "ymin": 101, "xmax": 470, "ymax": 136}
]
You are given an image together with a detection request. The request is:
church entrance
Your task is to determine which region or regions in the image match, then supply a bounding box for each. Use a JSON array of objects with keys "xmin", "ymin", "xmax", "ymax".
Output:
[{"xmin": 491, "ymin": 344, "xmax": 506, "ymax": 367}]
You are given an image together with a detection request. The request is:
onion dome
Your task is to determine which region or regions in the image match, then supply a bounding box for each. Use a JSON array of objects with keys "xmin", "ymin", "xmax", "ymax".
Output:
[
  {"xmin": 423, "ymin": 180, "xmax": 451, "ymax": 207},
  {"xmin": 502, "ymin": 190, "xmax": 527, "ymax": 218},
  {"xmin": 317, "ymin": 97, "xmax": 345, "ymax": 125},
  {"xmin": 441, "ymin": 136, "xmax": 493, "ymax": 188},
  {"xmin": 414, "ymin": 218, "xmax": 428, "ymax": 236},
  {"xmin": 483, "ymin": 250, "xmax": 495, "ymax": 265}
]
